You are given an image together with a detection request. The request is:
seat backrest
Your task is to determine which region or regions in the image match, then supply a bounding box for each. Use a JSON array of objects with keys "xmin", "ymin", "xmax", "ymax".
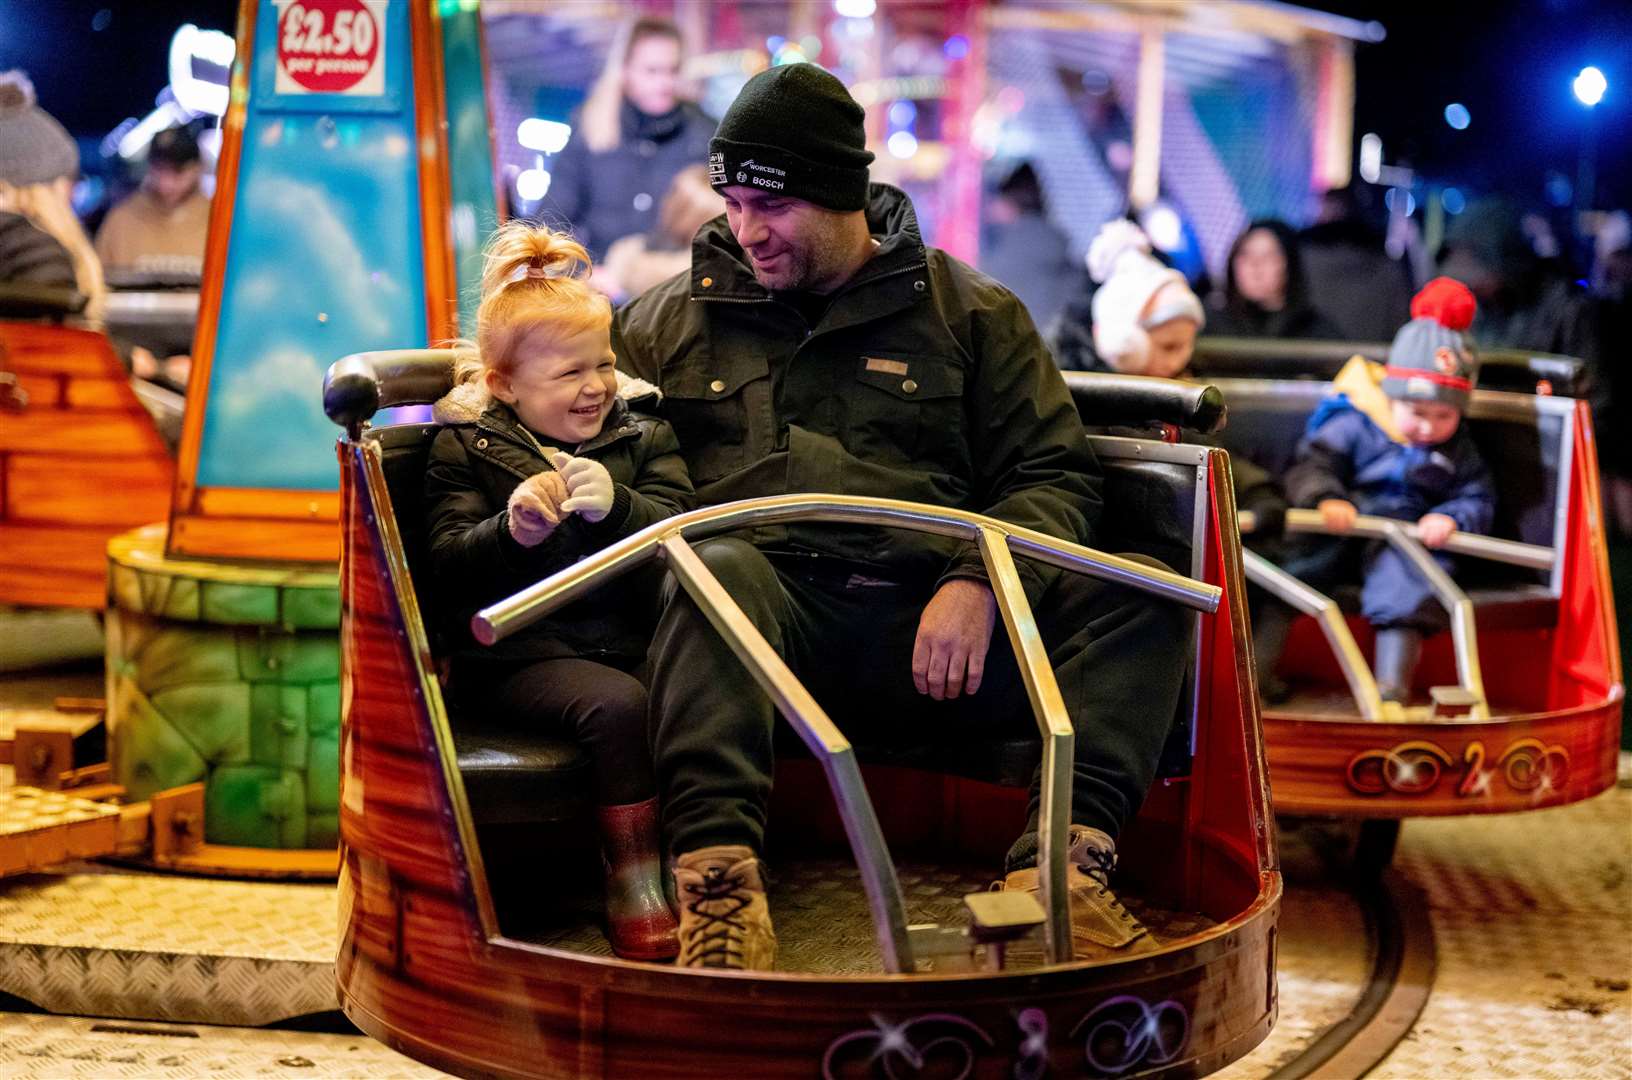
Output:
[
  {"xmin": 1192, "ymin": 336, "xmax": 1587, "ymax": 397},
  {"xmin": 1091, "ymin": 435, "xmax": 1211, "ymax": 776},
  {"xmin": 1210, "ymin": 377, "xmax": 1573, "ymax": 591}
]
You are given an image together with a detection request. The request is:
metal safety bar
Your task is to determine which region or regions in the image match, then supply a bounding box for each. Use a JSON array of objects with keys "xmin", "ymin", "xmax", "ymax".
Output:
[
  {"xmin": 1282, "ymin": 509, "xmax": 1555, "ymax": 571},
  {"xmin": 474, "ymin": 495, "xmax": 1220, "ymax": 974},
  {"xmin": 1241, "ymin": 549, "xmax": 1394, "ymax": 720},
  {"xmin": 1256, "ymin": 509, "xmax": 1513, "ymax": 720}
]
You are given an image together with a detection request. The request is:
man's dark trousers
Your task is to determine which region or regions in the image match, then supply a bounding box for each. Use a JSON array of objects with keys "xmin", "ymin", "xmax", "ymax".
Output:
[{"xmin": 649, "ymin": 538, "xmax": 1193, "ymax": 869}]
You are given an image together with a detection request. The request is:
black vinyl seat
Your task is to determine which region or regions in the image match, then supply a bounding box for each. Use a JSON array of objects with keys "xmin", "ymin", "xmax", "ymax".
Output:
[{"xmin": 364, "ymin": 419, "xmax": 590, "ymax": 827}]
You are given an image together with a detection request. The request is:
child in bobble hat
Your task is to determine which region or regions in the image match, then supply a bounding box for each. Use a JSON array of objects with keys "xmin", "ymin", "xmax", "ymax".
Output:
[{"xmin": 1255, "ymin": 277, "xmax": 1495, "ymax": 703}]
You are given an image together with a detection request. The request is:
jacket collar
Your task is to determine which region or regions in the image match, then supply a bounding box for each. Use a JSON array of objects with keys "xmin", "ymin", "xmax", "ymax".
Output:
[
  {"xmin": 688, "ymin": 183, "xmax": 928, "ymax": 304},
  {"xmin": 623, "ymin": 99, "xmax": 687, "ymax": 142},
  {"xmin": 477, "ymin": 397, "xmax": 641, "ymax": 457}
]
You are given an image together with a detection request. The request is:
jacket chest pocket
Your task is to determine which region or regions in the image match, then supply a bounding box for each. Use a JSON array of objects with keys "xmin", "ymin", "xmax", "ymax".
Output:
[
  {"xmin": 846, "ymin": 355, "xmax": 967, "ymax": 472},
  {"xmin": 663, "ymin": 359, "xmax": 769, "ymax": 483}
]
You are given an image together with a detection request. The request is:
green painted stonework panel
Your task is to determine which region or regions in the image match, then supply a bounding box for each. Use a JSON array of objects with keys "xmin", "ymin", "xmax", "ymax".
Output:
[
  {"xmin": 283, "ymin": 587, "xmax": 340, "ymax": 629},
  {"xmin": 200, "ymin": 582, "xmax": 281, "ymax": 626},
  {"xmin": 149, "ymin": 682, "xmax": 254, "ymax": 767},
  {"xmin": 307, "ymin": 682, "xmax": 340, "ymax": 735},
  {"xmin": 107, "ymin": 526, "xmax": 342, "ymax": 850},
  {"xmin": 307, "ymin": 812, "xmax": 338, "ymax": 850},
  {"xmin": 206, "ymin": 766, "xmax": 308, "ymax": 849},
  {"xmin": 235, "ymin": 631, "xmax": 339, "ymax": 684},
  {"xmin": 307, "ymin": 732, "xmax": 339, "ymax": 814},
  {"xmin": 111, "ymin": 677, "xmax": 208, "ymax": 803},
  {"xmin": 127, "ymin": 622, "xmax": 244, "ymax": 696}
]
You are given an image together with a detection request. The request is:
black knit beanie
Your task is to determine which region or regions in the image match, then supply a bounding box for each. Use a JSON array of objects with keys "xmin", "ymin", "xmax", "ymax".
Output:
[{"xmin": 708, "ymin": 64, "xmax": 874, "ymax": 211}]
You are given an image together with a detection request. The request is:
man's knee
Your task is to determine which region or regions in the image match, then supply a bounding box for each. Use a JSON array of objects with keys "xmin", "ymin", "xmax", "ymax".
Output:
[
  {"xmin": 660, "ymin": 537, "xmax": 777, "ymax": 602},
  {"xmin": 1046, "ymin": 553, "xmax": 1194, "ymax": 643}
]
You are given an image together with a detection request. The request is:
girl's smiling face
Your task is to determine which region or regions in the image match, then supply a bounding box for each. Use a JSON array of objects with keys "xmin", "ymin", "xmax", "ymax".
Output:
[{"xmin": 489, "ymin": 323, "xmax": 618, "ymax": 444}]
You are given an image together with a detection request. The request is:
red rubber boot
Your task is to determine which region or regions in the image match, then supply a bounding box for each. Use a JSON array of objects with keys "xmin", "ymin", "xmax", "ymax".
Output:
[{"xmin": 597, "ymin": 797, "xmax": 679, "ymax": 961}]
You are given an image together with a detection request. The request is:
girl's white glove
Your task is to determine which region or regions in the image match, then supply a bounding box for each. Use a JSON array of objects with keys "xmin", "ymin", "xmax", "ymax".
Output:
[{"xmin": 551, "ymin": 452, "xmax": 615, "ymax": 523}]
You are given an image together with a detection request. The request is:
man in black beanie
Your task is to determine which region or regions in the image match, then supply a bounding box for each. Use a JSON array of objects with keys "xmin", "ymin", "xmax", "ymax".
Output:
[{"xmin": 614, "ymin": 64, "xmax": 1191, "ymax": 972}]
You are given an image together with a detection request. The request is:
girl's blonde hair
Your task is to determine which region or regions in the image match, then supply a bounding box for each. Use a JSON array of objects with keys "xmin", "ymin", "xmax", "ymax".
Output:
[
  {"xmin": 577, "ymin": 16, "xmax": 683, "ymax": 154},
  {"xmin": 453, "ymin": 220, "xmax": 611, "ymax": 390},
  {"xmin": 0, "ymin": 179, "xmax": 106, "ymax": 326}
]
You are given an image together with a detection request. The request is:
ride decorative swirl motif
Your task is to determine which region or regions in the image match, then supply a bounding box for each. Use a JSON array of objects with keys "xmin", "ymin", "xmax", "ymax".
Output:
[
  {"xmin": 1072, "ymin": 995, "xmax": 1191, "ymax": 1075},
  {"xmin": 819, "ymin": 995, "xmax": 1190, "ymax": 1078},
  {"xmin": 1345, "ymin": 737, "xmax": 1570, "ymax": 798}
]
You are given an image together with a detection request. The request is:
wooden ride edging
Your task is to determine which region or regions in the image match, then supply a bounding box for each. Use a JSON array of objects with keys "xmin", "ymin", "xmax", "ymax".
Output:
[{"xmin": 1263, "ymin": 695, "xmax": 1622, "ymax": 818}]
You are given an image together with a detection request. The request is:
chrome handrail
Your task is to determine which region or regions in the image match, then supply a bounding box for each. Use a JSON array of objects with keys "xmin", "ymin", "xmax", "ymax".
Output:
[
  {"xmin": 1282, "ymin": 508, "xmax": 1554, "ymax": 571},
  {"xmin": 1252, "ymin": 509, "xmax": 1510, "ymax": 720},
  {"xmin": 1242, "ymin": 550, "xmax": 1396, "ymax": 720},
  {"xmin": 474, "ymin": 494, "xmax": 1221, "ymax": 974}
]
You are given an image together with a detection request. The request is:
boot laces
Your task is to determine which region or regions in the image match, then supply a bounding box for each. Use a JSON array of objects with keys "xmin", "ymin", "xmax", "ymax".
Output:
[
  {"xmin": 1074, "ymin": 847, "xmax": 1136, "ymax": 924},
  {"xmin": 682, "ymin": 866, "xmax": 754, "ymax": 968}
]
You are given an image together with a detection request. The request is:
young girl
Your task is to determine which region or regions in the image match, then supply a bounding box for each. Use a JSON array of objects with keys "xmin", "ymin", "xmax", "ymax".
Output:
[{"xmin": 424, "ymin": 221, "xmax": 693, "ymax": 961}]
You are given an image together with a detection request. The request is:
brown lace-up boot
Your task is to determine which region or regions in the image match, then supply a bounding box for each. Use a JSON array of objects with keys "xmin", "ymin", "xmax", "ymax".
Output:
[
  {"xmin": 597, "ymin": 798, "xmax": 679, "ymax": 961},
  {"xmin": 672, "ymin": 845, "xmax": 777, "ymax": 971},
  {"xmin": 999, "ymin": 826, "xmax": 1158, "ymax": 961}
]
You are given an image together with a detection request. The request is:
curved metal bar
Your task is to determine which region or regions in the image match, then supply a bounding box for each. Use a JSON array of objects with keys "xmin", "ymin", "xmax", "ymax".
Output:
[
  {"xmin": 1377, "ymin": 521, "xmax": 1489, "ymax": 719},
  {"xmin": 658, "ymin": 536, "xmax": 912, "ymax": 973},
  {"xmin": 1282, "ymin": 509, "xmax": 1553, "ymax": 572},
  {"xmin": 472, "ymin": 494, "xmax": 1220, "ymax": 975},
  {"xmin": 474, "ymin": 494, "xmax": 1220, "ymax": 645},
  {"xmin": 1271, "ymin": 512, "xmax": 1489, "ymax": 719},
  {"xmin": 977, "ymin": 526, "xmax": 1074, "ymax": 964},
  {"xmin": 1241, "ymin": 549, "xmax": 1394, "ymax": 721}
]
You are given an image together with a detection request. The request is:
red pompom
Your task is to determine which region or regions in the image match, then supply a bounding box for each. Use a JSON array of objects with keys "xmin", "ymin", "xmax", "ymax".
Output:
[{"xmin": 1410, "ymin": 276, "xmax": 1476, "ymax": 332}]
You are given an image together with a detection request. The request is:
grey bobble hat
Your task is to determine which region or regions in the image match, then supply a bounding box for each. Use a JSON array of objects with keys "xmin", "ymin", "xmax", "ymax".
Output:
[
  {"xmin": 1379, "ymin": 277, "xmax": 1480, "ymax": 409},
  {"xmin": 0, "ymin": 71, "xmax": 78, "ymax": 187},
  {"xmin": 708, "ymin": 64, "xmax": 874, "ymax": 211}
]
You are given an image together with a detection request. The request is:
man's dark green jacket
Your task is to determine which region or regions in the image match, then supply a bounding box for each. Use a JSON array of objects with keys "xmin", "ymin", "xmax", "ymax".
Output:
[{"xmin": 612, "ymin": 183, "xmax": 1101, "ymax": 602}]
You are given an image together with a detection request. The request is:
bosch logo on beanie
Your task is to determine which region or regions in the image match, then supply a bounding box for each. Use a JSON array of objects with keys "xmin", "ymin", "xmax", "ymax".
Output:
[{"xmin": 707, "ymin": 64, "xmax": 874, "ymax": 211}]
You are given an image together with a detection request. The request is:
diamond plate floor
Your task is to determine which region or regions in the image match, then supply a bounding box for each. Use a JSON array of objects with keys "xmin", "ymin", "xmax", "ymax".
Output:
[
  {"xmin": 0, "ymin": 869, "xmax": 335, "ymax": 1025},
  {"xmin": 521, "ymin": 856, "xmax": 1217, "ymax": 974},
  {"xmin": 0, "ymin": 1012, "xmax": 450, "ymax": 1078}
]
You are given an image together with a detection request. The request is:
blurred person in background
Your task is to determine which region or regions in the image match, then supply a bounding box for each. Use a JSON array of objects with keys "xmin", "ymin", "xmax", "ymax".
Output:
[
  {"xmin": 0, "ymin": 70, "xmax": 104, "ymax": 323},
  {"xmin": 543, "ymin": 16, "xmax": 714, "ymax": 261},
  {"xmin": 1207, "ymin": 219, "xmax": 1341, "ymax": 340},
  {"xmin": 1050, "ymin": 219, "xmax": 1204, "ymax": 377},
  {"xmin": 979, "ymin": 161, "xmax": 1083, "ymax": 333},
  {"xmin": 1299, "ymin": 185, "xmax": 1413, "ymax": 342},
  {"xmin": 595, "ymin": 164, "xmax": 723, "ymax": 303},
  {"xmin": 1436, "ymin": 197, "xmax": 1599, "ymax": 367},
  {"xmin": 94, "ymin": 125, "xmax": 211, "ymax": 276},
  {"xmin": 1590, "ymin": 218, "xmax": 1632, "ymax": 535}
]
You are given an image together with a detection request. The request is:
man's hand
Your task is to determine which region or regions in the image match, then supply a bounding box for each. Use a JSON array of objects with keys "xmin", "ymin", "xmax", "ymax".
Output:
[
  {"xmin": 912, "ymin": 579, "xmax": 998, "ymax": 700},
  {"xmin": 507, "ymin": 471, "xmax": 568, "ymax": 547},
  {"xmin": 1416, "ymin": 512, "xmax": 1457, "ymax": 549},
  {"xmin": 1318, "ymin": 498, "xmax": 1358, "ymax": 534},
  {"xmin": 551, "ymin": 451, "xmax": 615, "ymax": 523}
]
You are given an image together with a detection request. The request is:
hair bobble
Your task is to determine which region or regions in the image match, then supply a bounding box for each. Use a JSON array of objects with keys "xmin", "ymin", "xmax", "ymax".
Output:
[{"xmin": 507, "ymin": 264, "xmax": 555, "ymax": 286}]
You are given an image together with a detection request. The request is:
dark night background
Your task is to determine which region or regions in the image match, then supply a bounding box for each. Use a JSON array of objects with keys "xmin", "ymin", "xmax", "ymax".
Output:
[{"xmin": 2, "ymin": 1, "xmax": 1628, "ymax": 212}]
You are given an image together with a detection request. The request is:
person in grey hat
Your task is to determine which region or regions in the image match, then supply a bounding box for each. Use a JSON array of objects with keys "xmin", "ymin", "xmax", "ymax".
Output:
[
  {"xmin": 0, "ymin": 69, "xmax": 104, "ymax": 321},
  {"xmin": 1256, "ymin": 277, "xmax": 1496, "ymax": 703}
]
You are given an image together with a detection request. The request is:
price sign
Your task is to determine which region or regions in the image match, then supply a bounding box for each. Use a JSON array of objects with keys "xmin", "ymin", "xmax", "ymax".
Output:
[{"xmin": 273, "ymin": 0, "xmax": 387, "ymax": 96}]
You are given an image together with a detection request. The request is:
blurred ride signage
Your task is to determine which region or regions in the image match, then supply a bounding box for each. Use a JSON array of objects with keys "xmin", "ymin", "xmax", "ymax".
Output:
[{"xmin": 272, "ymin": 0, "xmax": 386, "ymax": 96}]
